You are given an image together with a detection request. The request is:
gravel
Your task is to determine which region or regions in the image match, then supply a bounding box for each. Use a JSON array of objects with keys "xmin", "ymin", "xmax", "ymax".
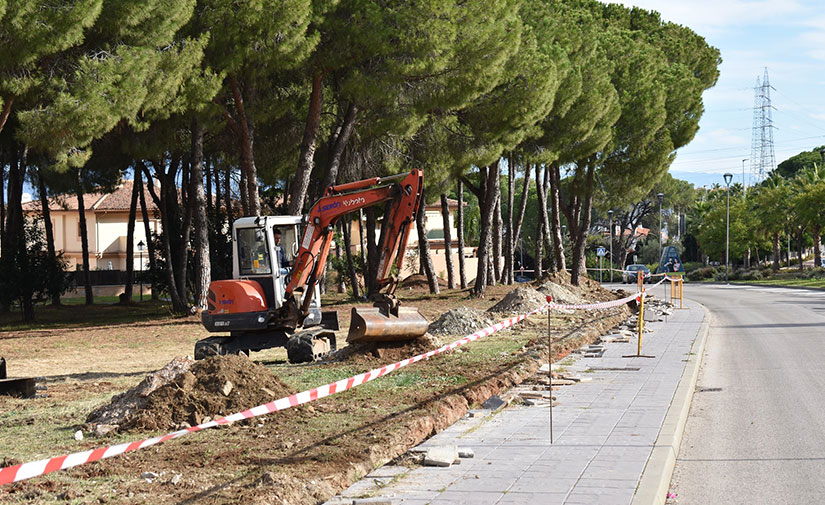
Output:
[{"xmin": 428, "ymin": 308, "xmax": 495, "ymax": 336}]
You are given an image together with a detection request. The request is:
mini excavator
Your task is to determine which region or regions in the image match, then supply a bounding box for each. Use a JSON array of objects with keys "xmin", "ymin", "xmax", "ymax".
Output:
[{"xmin": 196, "ymin": 170, "xmax": 429, "ymax": 363}]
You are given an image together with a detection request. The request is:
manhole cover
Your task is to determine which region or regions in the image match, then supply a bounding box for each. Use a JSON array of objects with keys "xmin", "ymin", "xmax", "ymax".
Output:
[{"xmin": 696, "ymin": 387, "xmax": 722, "ymax": 392}]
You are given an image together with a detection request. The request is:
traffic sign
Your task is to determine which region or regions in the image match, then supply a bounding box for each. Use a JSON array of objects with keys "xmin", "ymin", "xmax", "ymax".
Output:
[{"xmin": 596, "ymin": 247, "xmax": 606, "ymax": 257}]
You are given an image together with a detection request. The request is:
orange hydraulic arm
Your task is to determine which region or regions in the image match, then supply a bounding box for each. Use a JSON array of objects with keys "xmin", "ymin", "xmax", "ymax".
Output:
[{"xmin": 285, "ymin": 170, "xmax": 423, "ymax": 316}]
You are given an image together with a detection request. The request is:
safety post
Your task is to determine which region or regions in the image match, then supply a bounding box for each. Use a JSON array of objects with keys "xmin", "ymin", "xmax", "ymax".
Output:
[
  {"xmin": 670, "ymin": 276, "xmax": 684, "ymax": 309},
  {"xmin": 624, "ymin": 278, "xmax": 655, "ymax": 359},
  {"xmin": 637, "ymin": 269, "xmax": 644, "ymax": 291},
  {"xmin": 546, "ymin": 296, "xmax": 554, "ymax": 444}
]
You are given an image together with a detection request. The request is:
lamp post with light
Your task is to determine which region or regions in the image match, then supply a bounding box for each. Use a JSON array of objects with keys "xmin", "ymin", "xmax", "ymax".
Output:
[
  {"xmin": 724, "ymin": 173, "xmax": 733, "ymax": 284},
  {"xmin": 137, "ymin": 240, "xmax": 145, "ymax": 302},
  {"xmin": 742, "ymin": 159, "xmax": 749, "ymax": 199},
  {"xmin": 607, "ymin": 210, "xmax": 614, "ymax": 282}
]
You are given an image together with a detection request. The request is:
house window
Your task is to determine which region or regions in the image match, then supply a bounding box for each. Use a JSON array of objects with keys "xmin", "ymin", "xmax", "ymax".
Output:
[{"xmin": 77, "ymin": 221, "xmax": 82, "ymax": 239}]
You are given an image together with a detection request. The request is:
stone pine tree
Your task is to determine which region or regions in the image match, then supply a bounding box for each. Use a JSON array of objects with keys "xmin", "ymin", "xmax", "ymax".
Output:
[
  {"xmin": 196, "ymin": 0, "xmax": 318, "ymax": 217},
  {"xmin": 0, "ymin": 0, "xmax": 103, "ymax": 136}
]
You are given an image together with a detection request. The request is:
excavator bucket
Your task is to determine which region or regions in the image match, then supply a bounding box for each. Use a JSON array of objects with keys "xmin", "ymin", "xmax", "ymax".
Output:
[{"xmin": 347, "ymin": 306, "xmax": 429, "ymax": 344}]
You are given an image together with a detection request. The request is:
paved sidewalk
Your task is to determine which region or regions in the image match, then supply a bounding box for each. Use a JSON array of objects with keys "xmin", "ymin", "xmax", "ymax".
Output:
[{"xmin": 324, "ymin": 298, "xmax": 706, "ymax": 505}]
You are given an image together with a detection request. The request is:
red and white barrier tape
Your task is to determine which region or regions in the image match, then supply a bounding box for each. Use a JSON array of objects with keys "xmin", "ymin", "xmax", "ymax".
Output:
[
  {"xmin": 546, "ymin": 290, "xmax": 641, "ymax": 311},
  {"xmin": 0, "ymin": 284, "xmax": 649, "ymax": 486},
  {"xmin": 0, "ymin": 303, "xmax": 551, "ymax": 486}
]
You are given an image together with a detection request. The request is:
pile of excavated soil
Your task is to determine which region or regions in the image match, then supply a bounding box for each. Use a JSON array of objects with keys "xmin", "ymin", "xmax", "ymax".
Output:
[
  {"xmin": 85, "ymin": 356, "xmax": 194, "ymax": 433},
  {"xmin": 487, "ymin": 286, "xmax": 547, "ymax": 315},
  {"xmin": 328, "ymin": 333, "xmax": 444, "ymax": 365},
  {"xmin": 536, "ymin": 281, "xmax": 587, "ymax": 305},
  {"xmin": 87, "ymin": 355, "xmax": 293, "ymax": 433},
  {"xmin": 399, "ymin": 274, "xmax": 447, "ymax": 290},
  {"xmin": 427, "ymin": 307, "xmax": 495, "ymax": 336}
]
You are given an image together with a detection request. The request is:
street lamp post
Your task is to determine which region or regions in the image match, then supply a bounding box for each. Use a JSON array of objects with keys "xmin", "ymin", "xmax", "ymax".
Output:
[
  {"xmin": 742, "ymin": 158, "xmax": 749, "ymax": 199},
  {"xmin": 724, "ymin": 173, "xmax": 733, "ymax": 284},
  {"xmin": 137, "ymin": 240, "xmax": 145, "ymax": 302},
  {"xmin": 607, "ymin": 210, "xmax": 614, "ymax": 282},
  {"xmin": 657, "ymin": 193, "xmax": 664, "ymax": 271}
]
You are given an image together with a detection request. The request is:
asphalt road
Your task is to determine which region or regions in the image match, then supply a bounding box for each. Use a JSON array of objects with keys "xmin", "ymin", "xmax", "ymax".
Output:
[{"xmin": 669, "ymin": 283, "xmax": 825, "ymax": 504}]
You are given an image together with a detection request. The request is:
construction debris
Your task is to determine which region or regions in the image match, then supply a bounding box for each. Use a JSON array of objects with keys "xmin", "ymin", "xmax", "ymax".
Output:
[
  {"xmin": 536, "ymin": 282, "xmax": 587, "ymax": 305},
  {"xmin": 423, "ymin": 445, "xmax": 458, "ymax": 467},
  {"xmin": 427, "ymin": 307, "xmax": 494, "ymax": 336},
  {"xmin": 487, "ymin": 286, "xmax": 547, "ymax": 315}
]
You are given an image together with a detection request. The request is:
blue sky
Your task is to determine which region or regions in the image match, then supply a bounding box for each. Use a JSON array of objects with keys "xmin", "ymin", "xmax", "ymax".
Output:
[{"xmin": 620, "ymin": 0, "xmax": 825, "ymax": 189}]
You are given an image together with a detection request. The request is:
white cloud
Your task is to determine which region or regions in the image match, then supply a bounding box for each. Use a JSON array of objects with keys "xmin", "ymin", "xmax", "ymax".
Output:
[
  {"xmin": 797, "ymin": 30, "xmax": 825, "ymax": 61},
  {"xmin": 21, "ymin": 192, "xmax": 32, "ymax": 203},
  {"xmin": 618, "ymin": 0, "xmax": 805, "ymax": 35}
]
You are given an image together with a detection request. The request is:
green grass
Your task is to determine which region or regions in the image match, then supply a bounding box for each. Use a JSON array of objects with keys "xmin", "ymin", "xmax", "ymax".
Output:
[
  {"xmin": 0, "ymin": 299, "xmax": 176, "ymax": 331},
  {"xmin": 733, "ymin": 278, "xmax": 825, "ymax": 289},
  {"xmin": 61, "ymin": 293, "xmax": 148, "ymax": 305}
]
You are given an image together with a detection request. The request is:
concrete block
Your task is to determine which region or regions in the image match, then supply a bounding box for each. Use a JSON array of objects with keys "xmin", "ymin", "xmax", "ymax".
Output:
[
  {"xmin": 423, "ymin": 445, "xmax": 458, "ymax": 467},
  {"xmin": 482, "ymin": 395, "xmax": 507, "ymax": 411},
  {"xmin": 458, "ymin": 448, "xmax": 475, "ymax": 458}
]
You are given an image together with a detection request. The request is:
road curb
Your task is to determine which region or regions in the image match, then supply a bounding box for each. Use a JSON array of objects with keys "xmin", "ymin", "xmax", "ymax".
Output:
[{"xmin": 631, "ymin": 301, "xmax": 711, "ymax": 505}]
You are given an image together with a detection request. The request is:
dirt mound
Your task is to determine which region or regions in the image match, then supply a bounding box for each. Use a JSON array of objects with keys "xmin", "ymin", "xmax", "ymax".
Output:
[
  {"xmin": 328, "ymin": 333, "xmax": 444, "ymax": 365},
  {"xmin": 536, "ymin": 281, "xmax": 587, "ymax": 305},
  {"xmin": 399, "ymin": 274, "xmax": 447, "ymax": 289},
  {"xmin": 87, "ymin": 355, "xmax": 293, "ymax": 433},
  {"xmin": 85, "ymin": 356, "xmax": 194, "ymax": 431},
  {"xmin": 427, "ymin": 307, "xmax": 495, "ymax": 336},
  {"xmin": 487, "ymin": 286, "xmax": 547, "ymax": 314}
]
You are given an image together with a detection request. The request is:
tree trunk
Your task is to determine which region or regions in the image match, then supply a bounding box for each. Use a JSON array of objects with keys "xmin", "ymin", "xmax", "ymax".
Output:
[
  {"xmin": 174, "ymin": 161, "xmax": 193, "ymax": 305},
  {"xmin": 456, "ymin": 180, "xmax": 467, "ymax": 289},
  {"xmin": 75, "ymin": 170, "xmax": 94, "ymax": 305},
  {"xmin": 205, "ymin": 157, "xmax": 213, "ymax": 218},
  {"xmin": 341, "ymin": 218, "xmax": 361, "ymax": 298},
  {"xmin": 123, "ymin": 174, "xmax": 140, "ymax": 304},
  {"xmin": 321, "ymin": 102, "xmax": 357, "ymax": 194},
  {"xmin": 0, "ymin": 160, "xmax": 5, "ymax": 250},
  {"xmin": 473, "ymin": 164, "xmax": 499, "ymax": 297},
  {"xmin": 570, "ymin": 164, "xmax": 596, "ymax": 285},
  {"xmin": 493, "ymin": 194, "xmax": 502, "ymax": 282},
  {"xmin": 0, "ymin": 96, "xmax": 13, "ymax": 136},
  {"xmin": 417, "ymin": 189, "xmax": 439, "ymax": 294},
  {"xmin": 334, "ymin": 223, "xmax": 345, "ymax": 293},
  {"xmin": 506, "ymin": 159, "xmax": 514, "ymax": 284},
  {"xmin": 549, "ymin": 163, "xmax": 565, "ymax": 273},
  {"xmin": 229, "ymin": 76, "xmax": 260, "ymax": 216},
  {"xmin": 814, "ymin": 224, "xmax": 822, "ymax": 269},
  {"xmin": 365, "ymin": 208, "xmax": 379, "ymax": 297},
  {"xmin": 137, "ymin": 168, "xmax": 158, "ymax": 300},
  {"xmin": 772, "ymin": 231, "xmax": 780, "ymax": 272},
  {"xmin": 225, "ymin": 166, "xmax": 233, "ymax": 226},
  {"xmin": 513, "ymin": 162, "xmax": 530, "ymax": 273},
  {"xmin": 150, "ymin": 160, "xmax": 187, "ymax": 313},
  {"xmin": 797, "ymin": 230, "xmax": 804, "ymax": 272},
  {"xmin": 213, "ymin": 164, "xmax": 222, "ymax": 223},
  {"xmin": 191, "ymin": 118, "xmax": 211, "ymax": 309},
  {"xmin": 440, "ymin": 193, "xmax": 455, "ymax": 289},
  {"xmin": 289, "ymin": 72, "xmax": 324, "ymax": 215},
  {"xmin": 358, "ymin": 208, "xmax": 368, "ymax": 278},
  {"xmin": 38, "ymin": 170, "xmax": 60, "ymax": 305}
]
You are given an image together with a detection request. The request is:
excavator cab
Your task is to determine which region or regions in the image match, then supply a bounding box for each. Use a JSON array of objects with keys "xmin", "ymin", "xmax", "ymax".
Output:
[{"xmin": 197, "ymin": 170, "xmax": 430, "ymax": 363}]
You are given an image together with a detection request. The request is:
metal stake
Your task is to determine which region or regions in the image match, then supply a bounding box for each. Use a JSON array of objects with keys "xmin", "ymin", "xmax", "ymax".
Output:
[{"xmin": 548, "ymin": 306, "xmax": 554, "ymax": 444}]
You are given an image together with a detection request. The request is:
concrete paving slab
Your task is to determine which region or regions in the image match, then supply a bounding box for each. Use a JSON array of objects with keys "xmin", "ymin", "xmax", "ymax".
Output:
[{"xmin": 323, "ymin": 298, "xmax": 706, "ymax": 505}]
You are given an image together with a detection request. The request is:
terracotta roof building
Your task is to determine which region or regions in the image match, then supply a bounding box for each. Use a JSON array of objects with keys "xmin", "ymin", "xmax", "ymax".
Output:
[{"xmin": 22, "ymin": 180, "xmax": 161, "ymax": 271}]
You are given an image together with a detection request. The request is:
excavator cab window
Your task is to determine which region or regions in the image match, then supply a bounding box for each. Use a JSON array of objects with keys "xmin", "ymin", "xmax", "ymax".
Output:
[{"xmin": 237, "ymin": 228, "xmax": 271, "ymax": 276}]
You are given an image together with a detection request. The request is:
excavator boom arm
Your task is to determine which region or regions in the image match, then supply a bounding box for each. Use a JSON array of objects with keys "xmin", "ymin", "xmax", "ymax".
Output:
[{"xmin": 285, "ymin": 170, "xmax": 423, "ymax": 314}]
